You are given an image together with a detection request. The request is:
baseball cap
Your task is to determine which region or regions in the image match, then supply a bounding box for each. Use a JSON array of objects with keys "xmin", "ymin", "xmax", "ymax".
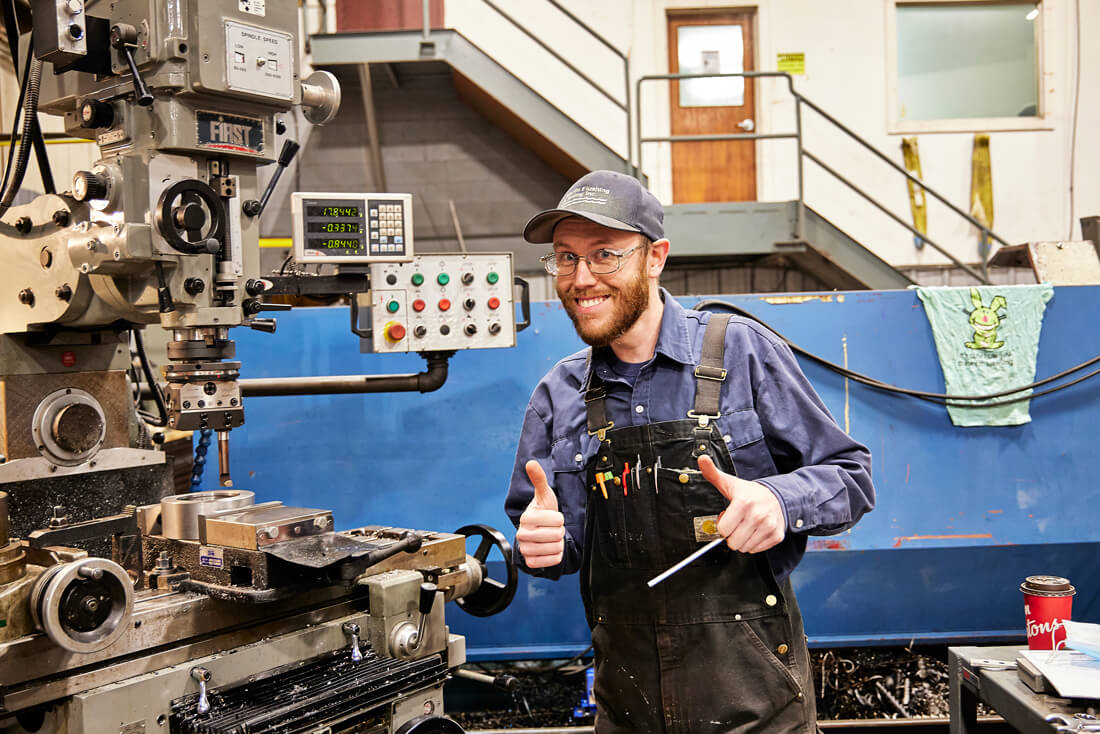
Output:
[{"xmin": 522, "ymin": 170, "xmax": 664, "ymax": 244}]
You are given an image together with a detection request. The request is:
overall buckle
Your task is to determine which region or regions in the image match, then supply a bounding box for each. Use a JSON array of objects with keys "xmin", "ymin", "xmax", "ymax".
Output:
[
  {"xmin": 693, "ymin": 365, "xmax": 727, "ymax": 381},
  {"xmin": 587, "ymin": 422, "xmax": 614, "ymax": 441},
  {"xmin": 686, "ymin": 410, "xmax": 720, "ymax": 427}
]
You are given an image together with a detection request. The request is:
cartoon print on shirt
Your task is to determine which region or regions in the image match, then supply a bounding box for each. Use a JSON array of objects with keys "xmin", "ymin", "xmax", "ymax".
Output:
[{"xmin": 965, "ymin": 288, "xmax": 1007, "ymax": 350}]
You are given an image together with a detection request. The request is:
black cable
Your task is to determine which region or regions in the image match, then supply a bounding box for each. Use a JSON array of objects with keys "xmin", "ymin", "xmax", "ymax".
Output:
[
  {"xmin": 0, "ymin": 52, "xmax": 42, "ymax": 216},
  {"xmin": 131, "ymin": 328, "xmax": 169, "ymax": 427},
  {"xmin": 1, "ymin": 0, "xmax": 54, "ymax": 197},
  {"xmin": 0, "ymin": 49, "xmax": 31, "ymax": 209},
  {"xmin": 694, "ymin": 299, "xmax": 1100, "ymax": 408}
]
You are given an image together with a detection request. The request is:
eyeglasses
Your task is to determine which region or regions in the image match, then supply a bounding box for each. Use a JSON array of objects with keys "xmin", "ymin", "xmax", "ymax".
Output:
[{"xmin": 539, "ymin": 244, "xmax": 644, "ymax": 277}]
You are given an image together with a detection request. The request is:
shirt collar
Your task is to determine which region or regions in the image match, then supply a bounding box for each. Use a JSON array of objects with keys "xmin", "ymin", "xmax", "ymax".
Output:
[{"xmin": 583, "ymin": 288, "xmax": 694, "ymax": 391}]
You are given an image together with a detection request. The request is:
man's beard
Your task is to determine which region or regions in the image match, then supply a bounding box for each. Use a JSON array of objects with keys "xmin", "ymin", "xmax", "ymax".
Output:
[{"xmin": 558, "ymin": 262, "xmax": 650, "ymax": 348}]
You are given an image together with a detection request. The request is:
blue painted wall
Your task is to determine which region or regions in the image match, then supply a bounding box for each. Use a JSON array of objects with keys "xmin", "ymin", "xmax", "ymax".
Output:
[{"xmin": 200, "ymin": 286, "xmax": 1100, "ymax": 658}]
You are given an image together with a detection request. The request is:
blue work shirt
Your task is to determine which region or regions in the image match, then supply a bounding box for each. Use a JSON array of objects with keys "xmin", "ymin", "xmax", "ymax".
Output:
[{"xmin": 504, "ymin": 290, "xmax": 875, "ymax": 584}]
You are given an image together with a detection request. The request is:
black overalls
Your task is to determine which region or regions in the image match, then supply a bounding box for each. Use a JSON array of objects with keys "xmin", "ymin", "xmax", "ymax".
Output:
[{"xmin": 579, "ymin": 315, "xmax": 818, "ymax": 733}]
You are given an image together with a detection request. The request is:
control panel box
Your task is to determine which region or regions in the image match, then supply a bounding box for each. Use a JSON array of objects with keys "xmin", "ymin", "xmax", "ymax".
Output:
[
  {"xmin": 291, "ymin": 192, "xmax": 413, "ymax": 264},
  {"xmin": 367, "ymin": 254, "xmax": 515, "ymax": 353}
]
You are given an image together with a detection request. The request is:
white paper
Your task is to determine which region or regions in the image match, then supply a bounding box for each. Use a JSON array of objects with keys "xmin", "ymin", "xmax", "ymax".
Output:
[{"xmin": 1018, "ymin": 649, "xmax": 1100, "ymax": 699}]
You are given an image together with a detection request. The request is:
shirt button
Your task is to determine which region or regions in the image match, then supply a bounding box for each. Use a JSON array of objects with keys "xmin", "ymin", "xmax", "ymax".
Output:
[
  {"xmin": 777, "ymin": 643, "xmax": 789, "ymax": 655},
  {"xmin": 575, "ymin": 453, "xmax": 583, "ymax": 463},
  {"xmin": 635, "ymin": 405, "xmax": 644, "ymax": 413},
  {"xmin": 723, "ymin": 434, "xmax": 731, "ymax": 442},
  {"xmin": 734, "ymin": 613, "xmax": 742, "ymax": 621},
  {"xmin": 765, "ymin": 594, "xmax": 778, "ymax": 607},
  {"xmin": 795, "ymin": 519, "xmax": 804, "ymax": 529}
]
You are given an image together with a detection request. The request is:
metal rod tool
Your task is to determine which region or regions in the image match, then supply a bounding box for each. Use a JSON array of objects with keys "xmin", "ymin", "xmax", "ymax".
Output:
[{"xmin": 647, "ymin": 536, "xmax": 725, "ymax": 588}]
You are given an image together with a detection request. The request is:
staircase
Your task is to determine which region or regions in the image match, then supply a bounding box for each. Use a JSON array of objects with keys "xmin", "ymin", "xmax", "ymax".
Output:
[{"xmin": 309, "ymin": 1, "xmax": 1009, "ymax": 290}]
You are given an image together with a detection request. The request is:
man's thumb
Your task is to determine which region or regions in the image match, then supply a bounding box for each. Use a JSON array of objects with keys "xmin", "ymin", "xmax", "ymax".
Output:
[
  {"xmin": 697, "ymin": 454, "xmax": 734, "ymax": 501},
  {"xmin": 525, "ymin": 460, "xmax": 558, "ymax": 511}
]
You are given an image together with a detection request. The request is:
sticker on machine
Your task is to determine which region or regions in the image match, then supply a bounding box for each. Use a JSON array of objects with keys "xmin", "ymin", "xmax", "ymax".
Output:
[
  {"xmin": 239, "ymin": 0, "xmax": 265, "ymax": 16},
  {"xmin": 196, "ymin": 111, "xmax": 264, "ymax": 155},
  {"xmin": 693, "ymin": 515, "xmax": 722, "ymax": 543},
  {"xmin": 198, "ymin": 546, "xmax": 224, "ymax": 569}
]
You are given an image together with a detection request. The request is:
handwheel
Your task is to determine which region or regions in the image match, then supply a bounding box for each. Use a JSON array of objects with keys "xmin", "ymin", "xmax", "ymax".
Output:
[
  {"xmin": 453, "ymin": 524, "xmax": 518, "ymax": 617},
  {"xmin": 30, "ymin": 557, "xmax": 134, "ymax": 653}
]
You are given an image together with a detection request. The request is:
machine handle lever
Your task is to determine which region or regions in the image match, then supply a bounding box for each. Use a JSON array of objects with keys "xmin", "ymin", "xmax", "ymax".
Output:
[
  {"xmin": 341, "ymin": 622, "xmax": 364, "ymax": 663},
  {"xmin": 190, "ymin": 667, "xmax": 212, "ymax": 714},
  {"xmin": 242, "ymin": 140, "xmax": 300, "ymax": 218},
  {"xmin": 109, "ymin": 24, "xmax": 153, "ymax": 107},
  {"xmin": 242, "ymin": 299, "xmax": 292, "ymax": 316}
]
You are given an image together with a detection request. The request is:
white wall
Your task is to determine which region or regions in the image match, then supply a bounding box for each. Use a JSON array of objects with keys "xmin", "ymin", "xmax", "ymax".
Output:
[{"xmin": 444, "ymin": 0, "xmax": 1098, "ymax": 269}]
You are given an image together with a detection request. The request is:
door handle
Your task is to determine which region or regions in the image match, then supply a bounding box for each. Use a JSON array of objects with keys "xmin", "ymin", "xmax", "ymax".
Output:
[{"xmin": 737, "ymin": 118, "xmax": 755, "ymax": 132}]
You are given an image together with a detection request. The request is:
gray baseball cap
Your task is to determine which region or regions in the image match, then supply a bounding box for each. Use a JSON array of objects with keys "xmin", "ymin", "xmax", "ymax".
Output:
[{"xmin": 523, "ymin": 170, "xmax": 664, "ymax": 244}]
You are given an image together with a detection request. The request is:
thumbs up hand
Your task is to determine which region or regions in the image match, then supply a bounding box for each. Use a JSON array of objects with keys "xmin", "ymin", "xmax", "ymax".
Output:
[
  {"xmin": 698, "ymin": 454, "xmax": 786, "ymax": 554},
  {"xmin": 516, "ymin": 460, "xmax": 565, "ymax": 569}
]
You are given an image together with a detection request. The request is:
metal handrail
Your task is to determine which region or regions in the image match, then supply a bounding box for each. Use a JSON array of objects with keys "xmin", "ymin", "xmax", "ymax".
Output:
[
  {"xmin": 427, "ymin": 0, "xmax": 632, "ymax": 172},
  {"xmin": 636, "ymin": 71, "xmax": 1002, "ymax": 283}
]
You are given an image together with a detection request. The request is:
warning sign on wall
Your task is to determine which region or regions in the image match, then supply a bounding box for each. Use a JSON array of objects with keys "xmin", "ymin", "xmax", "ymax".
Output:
[{"xmin": 777, "ymin": 53, "xmax": 805, "ymax": 75}]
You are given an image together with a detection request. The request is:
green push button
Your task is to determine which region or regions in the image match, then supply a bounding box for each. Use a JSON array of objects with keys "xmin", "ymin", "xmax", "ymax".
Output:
[
  {"xmin": 386, "ymin": 300, "xmax": 400, "ymax": 313},
  {"xmin": 487, "ymin": 271, "xmax": 500, "ymax": 284},
  {"xmin": 411, "ymin": 273, "xmax": 425, "ymax": 286},
  {"xmin": 437, "ymin": 273, "xmax": 450, "ymax": 286}
]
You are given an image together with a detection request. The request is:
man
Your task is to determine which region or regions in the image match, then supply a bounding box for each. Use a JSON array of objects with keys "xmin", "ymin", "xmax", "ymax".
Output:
[{"xmin": 504, "ymin": 170, "xmax": 874, "ymax": 733}]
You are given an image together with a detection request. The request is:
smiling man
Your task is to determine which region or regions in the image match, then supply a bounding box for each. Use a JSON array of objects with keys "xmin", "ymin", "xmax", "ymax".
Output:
[{"xmin": 504, "ymin": 170, "xmax": 875, "ymax": 733}]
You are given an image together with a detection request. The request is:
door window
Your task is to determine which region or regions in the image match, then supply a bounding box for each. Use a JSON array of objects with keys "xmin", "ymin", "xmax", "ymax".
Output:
[{"xmin": 676, "ymin": 25, "xmax": 745, "ymax": 108}]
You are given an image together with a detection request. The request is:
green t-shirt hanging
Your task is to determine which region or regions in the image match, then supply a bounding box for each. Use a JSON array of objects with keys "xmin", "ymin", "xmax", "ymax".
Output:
[{"xmin": 915, "ymin": 284, "xmax": 1054, "ymax": 427}]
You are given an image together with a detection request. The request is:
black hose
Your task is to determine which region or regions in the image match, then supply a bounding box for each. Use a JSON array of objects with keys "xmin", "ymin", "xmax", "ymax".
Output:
[
  {"xmin": 132, "ymin": 329, "xmax": 169, "ymax": 427},
  {"xmin": 0, "ymin": 51, "xmax": 31, "ymax": 213},
  {"xmin": 694, "ymin": 298, "xmax": 1100, "ymax": 407},
  {"xmin": 0, "ymin": 55, "xmax": 42, "ymax": 216}
]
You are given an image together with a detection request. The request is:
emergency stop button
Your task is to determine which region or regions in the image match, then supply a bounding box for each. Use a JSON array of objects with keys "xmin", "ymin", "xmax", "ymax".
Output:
[{"xmin": 384, "ymin": 322, "xmax": 406, "ymax": 343}]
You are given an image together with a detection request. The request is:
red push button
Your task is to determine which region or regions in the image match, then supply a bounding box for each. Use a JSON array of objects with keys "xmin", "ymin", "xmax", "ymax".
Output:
[
  {"xmin": 385, "ymin": 322, "xmax": 406, "ymax": 342},
  {"xmin": 438, "ymin": 298, "xmax": 451, "ymax": 311},
  {"xmin": 412, "ymin": 299, "xmax": 426, "ymax": 312},
  {"xmin": 488, "ymin": 297, "xmax": 501, "ymax": 310}
]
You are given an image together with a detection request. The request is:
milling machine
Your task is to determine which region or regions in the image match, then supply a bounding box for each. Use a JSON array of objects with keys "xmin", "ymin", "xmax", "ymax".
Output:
[{"xmin": 0, "ymin": 2, "xmax": 521, "ymax": 732}]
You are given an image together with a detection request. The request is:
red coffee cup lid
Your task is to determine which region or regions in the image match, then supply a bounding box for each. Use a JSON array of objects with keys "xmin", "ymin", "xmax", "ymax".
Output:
[{"xmin": 1020, "ymin": 575, "xmax": 1075, "ymax": 597}]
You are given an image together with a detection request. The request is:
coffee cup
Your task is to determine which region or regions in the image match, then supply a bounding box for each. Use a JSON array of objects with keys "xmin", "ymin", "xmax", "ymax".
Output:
[{"xmin": 1021, "ymin": 575, "xmax": 1075, "ymax": 650}]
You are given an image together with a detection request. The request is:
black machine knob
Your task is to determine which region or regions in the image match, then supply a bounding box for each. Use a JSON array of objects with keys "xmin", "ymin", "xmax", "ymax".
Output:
[
  {"xmin": 246, "ymin": 318, "xmax": 277, "ymax": 334},
  {"xmin": 386, "ymin": 274, "xmax": 397, "ymax": 285},
  {"xmin": 463, "ymin": 298, "xmax": 476, "ymax": 311},
  {"xmin": 419, "ymin": 582, "xmax": 438, "ymax": 615},
  {"xmin": 72, "ymin": 171, "xmax": 108, "ymax": 202},
  {"xmin": 244, "ymin": 279, "xmax": 267, "ymax": 297},
  {"xmin": 173, "ymin": 202, "xmax": 207, "ymax": 231},
  {"xmin": 461, "ymin": 272, "xmax": 474, "ymax": 285},
  {"xmin": 183, "ymin": 278, "xmax": 205, "ymax": 296},
  {"xmin": 488, "ymin": 322, "xmax": 501, "ymax": 335},
  {"xmin": 413, "ymin": 325, "xmax": 427, "ymax": 338},
  {"xmin": 78, "ymin": 99, "xmax": 114, "ymax": 129},
  {"xmin": 464, "ymin": 323, "xmax": 477, "ymax": 337}
]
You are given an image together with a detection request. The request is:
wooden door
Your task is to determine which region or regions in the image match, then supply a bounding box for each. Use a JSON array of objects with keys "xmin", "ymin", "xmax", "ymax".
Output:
[{"xmin": 667, "ymin": 9, "xmax": 757, "ymax": 203}]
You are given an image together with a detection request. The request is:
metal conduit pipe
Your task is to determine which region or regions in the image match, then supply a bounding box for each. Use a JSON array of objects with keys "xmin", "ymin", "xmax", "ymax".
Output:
[{"xmin": 238, "ymin": 351, "xmax": 452, "ymax": 397}]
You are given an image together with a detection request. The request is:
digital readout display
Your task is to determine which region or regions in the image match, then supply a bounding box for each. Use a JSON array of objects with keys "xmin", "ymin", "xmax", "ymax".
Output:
[
  {"xmin": 302, "ymin": 198, "xmax": 367, "ymax": 255},
  {"xmin": 306, "ymin": 205, "xmax": 362, "ymax": 218},
  {"xmin": 308, "ymin": 221, "xmax": 362, "ymax": 234}
]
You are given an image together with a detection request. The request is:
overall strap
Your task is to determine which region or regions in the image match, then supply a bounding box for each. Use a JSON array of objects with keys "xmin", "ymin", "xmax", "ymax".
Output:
[
  {"xmin": 582, "ymin": 349, "xmax": 614, "ymax": 442},
  {"xmin": 691, "ymin": 313, "xmax": 731, "ymax": 457}
]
